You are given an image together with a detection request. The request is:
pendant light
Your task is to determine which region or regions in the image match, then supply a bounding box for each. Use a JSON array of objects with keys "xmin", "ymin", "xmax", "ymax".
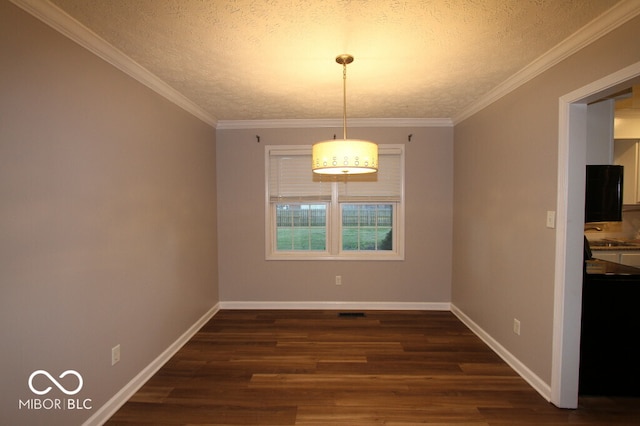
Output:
[{"xmin": 312, "ymin": 54, "xmax": 378, "ymax": 175}]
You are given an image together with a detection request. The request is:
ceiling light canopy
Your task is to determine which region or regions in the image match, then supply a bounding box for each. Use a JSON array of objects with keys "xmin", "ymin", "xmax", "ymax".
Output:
[{"xmin": 312, "ymin": 55, "xmax": 378, "ymax": 175}]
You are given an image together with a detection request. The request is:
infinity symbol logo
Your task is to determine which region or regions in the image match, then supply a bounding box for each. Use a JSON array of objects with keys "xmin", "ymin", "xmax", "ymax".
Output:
[{"xmin": 28, "ymin": 370, "xmax": 83, "ymax": 396}]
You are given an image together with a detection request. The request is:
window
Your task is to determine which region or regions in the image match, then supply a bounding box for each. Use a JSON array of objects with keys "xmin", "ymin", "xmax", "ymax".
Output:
[{"xmin": 266, "ymin": 145, "xmax": 404, "ymax": 260}]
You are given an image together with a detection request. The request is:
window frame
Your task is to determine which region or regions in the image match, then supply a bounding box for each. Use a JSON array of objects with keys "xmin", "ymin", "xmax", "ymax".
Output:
[
  {"xmin": 265, "ymin": 144, "xmax": 404, "ymax": 261},
  {"xmin": 339, "ymin": 202, "xmax": 397, "ymax": 254}
]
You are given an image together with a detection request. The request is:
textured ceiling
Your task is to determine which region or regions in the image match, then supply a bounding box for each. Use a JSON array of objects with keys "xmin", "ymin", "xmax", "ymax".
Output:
[{"xmin": 46, "ymin": 0, "xmax": 622, "ymax": 122}]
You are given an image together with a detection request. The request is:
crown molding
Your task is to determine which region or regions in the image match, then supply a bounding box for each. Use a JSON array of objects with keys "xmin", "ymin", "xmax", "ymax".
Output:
[
  {"xmin": 452, "ymin": 0, "xmax": 640, "ymax": 125},
  {"xmin": 216, "ymin": 117, "xmax": 453, "ymax": 130},
  {"xmin": 11, "ymin": 0, "xmax": 638, "ymax": 130},
  {"xmin": 9, "ymin": 0, "xmax": 218, "ymax": 128}
]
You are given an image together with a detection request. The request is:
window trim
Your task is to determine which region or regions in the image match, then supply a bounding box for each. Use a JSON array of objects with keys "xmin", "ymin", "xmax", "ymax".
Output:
[{"xmin": 265, "ymin": 144, "xmax": 404, "ymax": 261}]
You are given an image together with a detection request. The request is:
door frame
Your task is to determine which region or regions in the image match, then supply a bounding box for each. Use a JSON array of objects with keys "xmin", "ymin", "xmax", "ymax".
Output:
[{"xmin": 552, "ymin": 61, "xmax": 640, "ymax": 408}]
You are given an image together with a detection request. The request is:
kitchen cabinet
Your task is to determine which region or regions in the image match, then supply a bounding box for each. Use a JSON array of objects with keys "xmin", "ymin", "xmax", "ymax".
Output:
[
  {"xmin": 619, "ymin": 252, "xmax": 640, "ymax": 267},
  {"xmin": 613, "ymin": 139, "xmax": 640, "ymax": 204},
  {"xmin": 580, "ymin": 261, "xmax": 640, "ymax": 396},
  {"xmin": 591, "ymin": 251, "xmax": 618, "ymax": 262},
  {"xmin": 591, "ymin": 249, "xmax": 640, "ymax": 266}
]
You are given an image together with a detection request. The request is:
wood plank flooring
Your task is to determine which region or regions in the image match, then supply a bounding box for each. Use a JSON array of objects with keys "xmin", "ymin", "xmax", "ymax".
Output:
[{"xmin": 106, "ymin": 310, "xmax": 640, "ymax": 425}]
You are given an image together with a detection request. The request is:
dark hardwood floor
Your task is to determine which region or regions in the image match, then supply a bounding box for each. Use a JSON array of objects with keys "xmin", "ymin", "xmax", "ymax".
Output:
[{"xmin": 106, "ymin": 310, "xmax": 640, "ymax": 425}]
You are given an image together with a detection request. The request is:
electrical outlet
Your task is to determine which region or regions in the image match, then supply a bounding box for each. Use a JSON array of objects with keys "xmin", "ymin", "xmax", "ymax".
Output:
[
  {"xmin": 335, "ymin": 275, "xmax": 342, "ymax": 285},
  {"xmin": 112, "ymin": 344, "xmax": 121, "ymax": 366},
  {"xmin": 513, "ymin": 319, "xmax": 521, "ymax": 336}
]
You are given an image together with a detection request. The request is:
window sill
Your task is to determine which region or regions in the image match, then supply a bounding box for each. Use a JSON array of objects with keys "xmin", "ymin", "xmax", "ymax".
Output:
[{"xmin": 266, "ymin": 252, "xmax": 404, "ymax": 261}]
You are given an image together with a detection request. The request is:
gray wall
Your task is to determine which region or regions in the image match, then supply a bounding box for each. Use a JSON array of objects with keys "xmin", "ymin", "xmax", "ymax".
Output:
[
  {"xmin": 216, "ymin": 126, "xmax": 453, "ymax": 305},
  {"xmin": 452, "ymin": 15, "xmax": 640, "ymax": 386},
  {"xmin": 4, "ymin": 0, "xmax": 639, "ymax": 423},
  {"xmin": 0, "ymin": 2, "xmax": 219, "ymax": 425}
]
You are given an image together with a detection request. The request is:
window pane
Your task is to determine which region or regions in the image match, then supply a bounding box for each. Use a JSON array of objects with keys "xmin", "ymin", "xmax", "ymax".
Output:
[
  {"xmin": 276, "ymin": 204, "xmax": 326, "ymax": 251},
  {"xmin": 342, "ymin": 204, "xmax": 393, "ymax": 251}
]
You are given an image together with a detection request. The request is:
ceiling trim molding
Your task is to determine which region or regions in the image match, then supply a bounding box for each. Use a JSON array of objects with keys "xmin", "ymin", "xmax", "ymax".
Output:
[
  {"xmin": 216, "ymin": 118, "xmax": 453, "ymax": 130},
  {"xmin": 11, "ymin": 0, "xmax": 638, "ymax": 129},
  {"xmin": 9, "ymin": 0, "xmax": 218, "ymax": 128},
  {"xmin": 452, "ymin": 0, "xmax": 640, "ymax": 125}
]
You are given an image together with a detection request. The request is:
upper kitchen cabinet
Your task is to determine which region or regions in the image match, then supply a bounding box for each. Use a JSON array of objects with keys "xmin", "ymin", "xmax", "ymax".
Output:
[
  {"xmin": 614, "ymin": 139, "xmax": 640, "ymax": 204},
  {"xmin": 613, "ymin": 86, "xmax": 640, "ymax": 205},
  {"xmin": 614, "ymin": 85, "xmax": 640, "ymax": 139}
]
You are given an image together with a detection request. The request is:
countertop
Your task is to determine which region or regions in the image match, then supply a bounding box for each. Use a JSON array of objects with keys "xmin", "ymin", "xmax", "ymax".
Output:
[{"xmin": 585, "ymin": 258, "xmax": 640, "ymax": 275}]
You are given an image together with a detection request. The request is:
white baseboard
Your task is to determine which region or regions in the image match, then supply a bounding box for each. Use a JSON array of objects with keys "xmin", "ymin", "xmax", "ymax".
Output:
[
  {"xmin": 450, "ymin": 303, "xmax": 552, "ymax": 402},
  {"xmin": 83, "ymin": 303, "xmax": 220, "ymax": 426},
  {"xmin": 219, "ymin": 301, "xmax": 451, "ymax": 311}
]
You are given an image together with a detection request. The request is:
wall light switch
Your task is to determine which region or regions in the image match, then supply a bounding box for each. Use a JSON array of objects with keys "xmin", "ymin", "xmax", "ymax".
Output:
[
  {"xmin": 546, "ymin": 211, "xmax": 556, "ymax": 229},
  {"xmin": 112, "ymin": 344, "xmax": 121, "ymax": 366}
]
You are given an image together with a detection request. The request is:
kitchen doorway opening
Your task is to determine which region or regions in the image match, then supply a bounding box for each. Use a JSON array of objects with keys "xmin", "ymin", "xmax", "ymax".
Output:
[{"xmin": 553, "ymin": 61, "xmax": 640, "ymax": 408}]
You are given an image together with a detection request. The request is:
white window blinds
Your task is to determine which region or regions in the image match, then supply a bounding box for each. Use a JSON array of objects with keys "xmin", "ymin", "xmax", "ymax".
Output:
[
  {"xmin": 267, "ymin": 146, "xmax": 403, "ymax": 202},
  {"xmin": 268, "ymin": 149, "xmax": 332, "ymax": 202},
  {"xmin": 337, "ymin": 147, "xmax": 403, "ymax": 202}
]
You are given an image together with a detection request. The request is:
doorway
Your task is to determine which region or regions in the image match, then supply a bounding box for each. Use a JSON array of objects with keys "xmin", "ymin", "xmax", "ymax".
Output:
[{"xmin": 552, "ymin": 61, "xmax": 640, "ymax": 408}]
